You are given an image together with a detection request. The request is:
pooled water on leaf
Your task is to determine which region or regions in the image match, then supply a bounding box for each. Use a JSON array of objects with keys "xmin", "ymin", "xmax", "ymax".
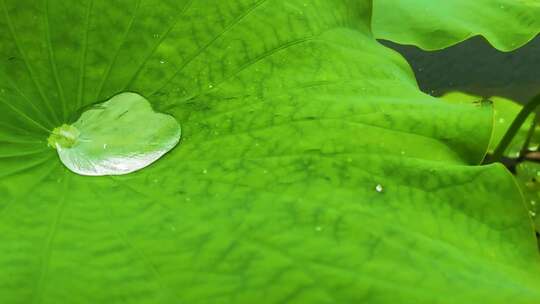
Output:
[{"xmin": 47, "ymin": 92, "xmax": 181, "ymax": 176}]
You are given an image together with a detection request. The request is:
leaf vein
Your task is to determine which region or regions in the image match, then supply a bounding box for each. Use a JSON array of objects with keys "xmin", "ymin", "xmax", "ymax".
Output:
[{"xmin": 0, "ymin": 0, "xmax": 60, "ymax": 124}]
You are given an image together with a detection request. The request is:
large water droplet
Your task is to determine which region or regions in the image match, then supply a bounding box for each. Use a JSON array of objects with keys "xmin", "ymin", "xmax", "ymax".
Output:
[{"xmin": 48, "ymin": 92, "xmax": 181, "ymax": 176}]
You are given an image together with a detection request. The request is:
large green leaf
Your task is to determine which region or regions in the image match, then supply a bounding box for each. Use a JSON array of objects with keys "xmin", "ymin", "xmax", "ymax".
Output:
[
  {"xmin": 441, "ymin": 91, "xmax": 540, "ymax": 156},
  {"xmin": 372, "ymin": 0, "xmax": 540, "ymax": 51},
  {"xmin": 516, "ymin": 161, "xmax": 540, "ymax": 231},
  {"xmin": 1, "ymin": 1, "xmax": 539, "ymax": 303},
  {"xmin": 442, "ymin": 92, "xmax": 540, "ymax": 233}
]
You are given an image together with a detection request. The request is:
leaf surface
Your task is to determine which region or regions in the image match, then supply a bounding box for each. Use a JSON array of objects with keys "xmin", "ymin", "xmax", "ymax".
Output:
[
  {"xmin": 372, "ymin": 0, "xmax": 540, "ymax": 51},
  {"xmin": 0, "ymin": 1, "xmax": 539, "ymax": 303},
  {"xmin": 516, "ymin": 161, "xmax": 540, "ymax": 231},
  {"xmin": 441, "ymin": 91, "xmax": 540, "ymax": 156}
]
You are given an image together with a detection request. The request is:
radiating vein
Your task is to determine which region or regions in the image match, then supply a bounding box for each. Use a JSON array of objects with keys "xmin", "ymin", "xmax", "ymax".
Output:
[
  {"xmin": 0, "ymin": 147, "xmax": 48, "ymax": 158},
  {"xmin": 149, "ymin": 0, "xmax": 269, "ymax": 96},
  {"xmin": 0, "ymin": 95, "xmax": 51, "ymax": 133},
  {"xmin": 162, "ymin": 37, "xmax": 314, "ymax": 110},
  {"xmin": 4, "ymin": 75, "xmax": 54, "ymax": 128},
  {"xmin": 32, "ymin": 171, "xmax": 70, "ymax": 304},
  {"xmin": 94, "ymin": 0, "xmax": 141, "ymax": 101},
  {"xmin": 75, "ymin": 0, "xmax": 93, "ymax": 116},
  {"xmin": 98, "ymin": 195, "xmax": 170, "ymax": 299},
  {"xmin": 0, "ymin": 0, "xmax": 60, "ymax": 124},
  {"xmin": 0, "ymin": 153, "xmax": 54, "ymax": 179},
  {"xmin": 0, "ymin": 158, "xmax": 57, "ymax": 222},
  {"xmin": 43, "ymin": 0, "xmax": 67, "ymax": 121},
  {"xmin": 123, "ymin": 0, "xmax": 194, "ymax": 90}
]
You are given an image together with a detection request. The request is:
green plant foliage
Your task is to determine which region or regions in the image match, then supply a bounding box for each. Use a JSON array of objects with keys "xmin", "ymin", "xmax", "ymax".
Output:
[
  {"xmin": 441, "ymin": 92, "xmax": 540, "ymax": 156},
  {"xmin": 516, "ymin": 161, "xmax": 540, "ymax": 231},
  {"xmin": 372, "ymin": 0, "xmax": 540, "ymax": 51},
  {"xmin": 0, "ymin": 1, "xmax": 539, "ymax": 303},
  {"xmin": 442, "ymin": 92, "xmax": 540, "ymax": 233}
]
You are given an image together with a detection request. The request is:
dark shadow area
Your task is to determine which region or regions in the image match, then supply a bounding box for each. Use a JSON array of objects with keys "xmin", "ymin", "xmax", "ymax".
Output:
[{"xmin": 380, "ymin": 35, "xmax": 540, "ymax": 105}]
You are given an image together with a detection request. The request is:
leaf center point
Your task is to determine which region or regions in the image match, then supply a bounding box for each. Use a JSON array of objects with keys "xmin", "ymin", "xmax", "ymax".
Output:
[{"xmin": 48, "ymin": 124, "xmax": 80, "ymax": 149}]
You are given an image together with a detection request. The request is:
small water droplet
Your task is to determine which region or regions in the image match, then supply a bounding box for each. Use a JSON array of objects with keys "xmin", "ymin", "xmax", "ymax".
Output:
[
  {"xmin": 400, "ymin": 151, "xmax": 405, "ymax": 155},
  {"xmin": 159, "ymin": 59, "xmax": 166, "ymax": 64},
  {"xmin": 153, "ymin": 33, "xmax": 160, "ymax": 38},
  {"xmin": 202, "ymin": 169, "xmax": 208, "ymax": 174},
  {"xmin": 529, "ymin": 210, "xmax": 536, "ymax": 217},
  {"xmin": 208, "ymin": 84, "xmax": 214, "ymax": 89},
  {"xmin": 103, "ymin": 143, "xmax": 107, "ymax": 149},
  {"xmin": 498, "ymin": 118, "xmax": 505, "ymax": 123},
  {"xmin": 531, "ymin": 200, "xmax": 536, "ymax": 206},
  {"xmin": 375, "ymin": 184, "xmax": 384, "ymax": 193},
  {"xmin": 315, "ymin": 226, "xmax": 323, "ymax": 232}
]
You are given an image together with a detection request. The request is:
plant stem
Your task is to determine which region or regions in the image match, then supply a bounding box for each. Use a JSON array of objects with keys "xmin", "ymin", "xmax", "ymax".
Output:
[
  {"xmin": 490, "ymin": 94, "xmax": 540, "ymax": 163},
  {"xmin": 520, "ymin": 113, "xmax": 538, "ymax": 155}
]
